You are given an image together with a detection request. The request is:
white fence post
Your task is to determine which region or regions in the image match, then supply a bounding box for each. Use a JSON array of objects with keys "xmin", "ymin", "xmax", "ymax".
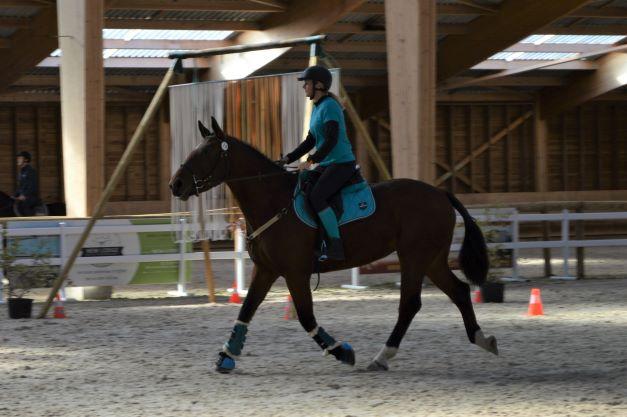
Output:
[
  {"xmin": 169, "ymin": 218, "xmax": 189, "ymax": 296},
  {"xmin": 234, "ymin": 219, "xmax": 247, "ymax": 295},
  {"xmin": 0, "ymin": 224, "xmax": 4, "ymax": 304},
  {"xmin": 502, "ymin": 209, "xmax": 525, "ymax": 282},
  {"xmin": 342, "ymin": 267, "xmax": 367, "ymax": 290},
  {"xmin": 553, "ymin": 209, "xmax": 576, "ymax": 280},
  {"xmin": 59, "ymin": 221, "xmax": 67, "ymax": 301}
]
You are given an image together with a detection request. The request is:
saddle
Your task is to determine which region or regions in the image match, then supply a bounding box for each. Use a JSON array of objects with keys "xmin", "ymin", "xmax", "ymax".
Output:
[{"xmin": 293, "ymin": 165, "xmax": 376, "ymax": 230}]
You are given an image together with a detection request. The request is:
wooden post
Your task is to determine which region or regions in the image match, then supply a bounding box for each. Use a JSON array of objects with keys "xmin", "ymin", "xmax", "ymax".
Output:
[
  {"xmin": 198, "ymin": 197, "xmax": 216, "ymax": 303},
  {"xmin": 576, "ymin": 203, "xmax": 585, "ymax": 279},
  {"xmin": 385, "ymin": 0, "xmax": 436, "ymax": 182},
  {"xmin": 534, "ymin": 98, "xmax": 549, "ymax": 192},
  {"xmin": 37, "ymin": 60, "xmax": 180, "ymax": 319},
  {"xmin": 57, "ymin": 0, "xmax": 105, "ymax": 217},
  {"xmin": 541, "ymin": 206, "xmax": 552, "ymax": 277}
]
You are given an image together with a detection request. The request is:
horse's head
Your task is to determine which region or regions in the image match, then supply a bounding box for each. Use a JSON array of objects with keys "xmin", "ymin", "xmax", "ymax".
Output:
[{"xmin": 170, "ymin": 117, "xmax": 230, "ymax": 201}]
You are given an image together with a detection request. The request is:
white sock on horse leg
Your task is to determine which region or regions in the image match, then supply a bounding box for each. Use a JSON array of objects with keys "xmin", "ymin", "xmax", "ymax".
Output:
[{"xmin": 372, "ymin": 345, "xmax": 398, "ymax": 369}]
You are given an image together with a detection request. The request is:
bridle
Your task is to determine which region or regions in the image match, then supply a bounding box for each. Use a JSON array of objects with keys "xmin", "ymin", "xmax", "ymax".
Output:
[{"xmin": 180, "ymin": 140, "xmax": 230, "ymax": 196}]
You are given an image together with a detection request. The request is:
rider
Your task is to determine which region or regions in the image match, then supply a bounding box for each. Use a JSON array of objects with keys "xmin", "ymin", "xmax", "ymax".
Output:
[
  {"xmin": 13, "ymin": 151, "xmax": 39, "ymax": 216},
  {"xmin": 279, "ymin": 65, "xmax": 356, "ymax": 261}
]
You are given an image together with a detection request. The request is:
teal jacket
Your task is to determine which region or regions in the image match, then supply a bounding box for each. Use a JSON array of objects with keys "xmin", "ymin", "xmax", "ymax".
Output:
[{"xmin": 286, "ymin": 95, "xmax": 355, "ymax": 166}]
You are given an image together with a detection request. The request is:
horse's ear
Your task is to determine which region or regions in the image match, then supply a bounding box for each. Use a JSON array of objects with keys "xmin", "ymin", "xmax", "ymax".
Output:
[
  {"xmin": 211, "ymin": 117, "xmax": 225, "ymax": 140},
  {"xmin": 198, "ymin": 120, "xmax": 212, "ymax": 139}
]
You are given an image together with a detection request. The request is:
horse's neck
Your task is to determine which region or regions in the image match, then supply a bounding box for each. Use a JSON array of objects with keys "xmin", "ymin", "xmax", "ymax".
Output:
[{"xmin": 224, "ymin": 149, "xmax": 292, "ymax": 229}]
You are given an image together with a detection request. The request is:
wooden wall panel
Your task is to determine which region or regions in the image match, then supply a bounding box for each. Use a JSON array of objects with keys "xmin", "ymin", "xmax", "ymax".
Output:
[
  {"xmin": 435, "ymin": 103, "xmax": 535, "ymax": 194},
  {"xmin": 0, "ymin": 102, "xmax": 161, "ymax": 205},
  {"xmin": 547, "ymin": 101, "xmax": 627, "ymax": 191}
]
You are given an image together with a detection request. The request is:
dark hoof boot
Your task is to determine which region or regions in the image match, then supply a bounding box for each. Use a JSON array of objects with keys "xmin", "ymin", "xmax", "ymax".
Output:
[
  {"xmin": 329, "ymin": 342, "xmax": 355, "ymax": 366},
  {"xmin": 320, "ymin": 238, "xmax": 345, "ymax": 262},
  {"xmin": 215, "ymin": 352, "xmax": 236, "ymax": 374}
]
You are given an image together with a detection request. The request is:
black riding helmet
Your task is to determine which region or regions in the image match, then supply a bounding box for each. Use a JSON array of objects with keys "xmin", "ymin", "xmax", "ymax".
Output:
[
  {"xmin": 298, "ymin": 65, "xmax": 332, "ymax": 91},
  {"xmin": 17, "ymin": 151, "xmax": 31, "ymax": 162}
]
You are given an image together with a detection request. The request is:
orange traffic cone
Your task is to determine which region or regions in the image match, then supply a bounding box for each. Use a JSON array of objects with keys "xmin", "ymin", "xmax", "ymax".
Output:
[
  {"xmin": 527, "ymin": 288, "xmax": 544, "ymax": 316},
  {"xmin": 228, "ymin": 291, "xmax": 242, "ymax": 304},
  {"xmin": 472, "ymin": 289, "xmax": 483, "ymax": 303},
  {"xmin": 53, "ymin": 293, "xmax": 66, "ymax": 319},
  {"xmin": 227, "ymin": 279, "xmax": 237, "ymax": 293},
  {"xmin": 283, "ymin": 295, "xmax": 296, "ymax": 320}
]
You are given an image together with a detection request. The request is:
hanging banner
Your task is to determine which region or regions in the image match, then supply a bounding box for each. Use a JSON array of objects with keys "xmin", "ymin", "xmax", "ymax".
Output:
[{"xmin": 5, "ymin": 218, "xmax": 191, "ymax": 287}]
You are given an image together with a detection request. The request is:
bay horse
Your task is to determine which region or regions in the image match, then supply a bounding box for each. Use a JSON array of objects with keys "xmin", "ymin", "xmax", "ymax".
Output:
[{"xmin": 170, "ymin": 118, "xmax": 498, "ymax": 373}]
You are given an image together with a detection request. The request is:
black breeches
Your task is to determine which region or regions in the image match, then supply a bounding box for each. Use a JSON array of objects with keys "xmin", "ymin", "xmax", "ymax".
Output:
[{"xmin": 308, "ymin": 162, "xmax": 356, "ymax": 213}]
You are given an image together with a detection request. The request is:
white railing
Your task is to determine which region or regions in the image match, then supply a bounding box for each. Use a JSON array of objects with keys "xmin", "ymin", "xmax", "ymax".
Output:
[
  {"xmin": 346, "ymin": 209, "xmax": 627, "ymax": 287},
  {"xmin": 0, "ymin": 219, "xmax": 250, "ymax": 303},
  {"xmin": 2, "ymin": 210, "xmax": 627, "ymax": 302}
]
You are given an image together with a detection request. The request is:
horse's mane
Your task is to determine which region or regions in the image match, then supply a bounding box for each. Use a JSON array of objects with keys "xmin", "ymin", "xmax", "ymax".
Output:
[{"xmin": 228, "ymin": 135, "xmax": 285, "ymax": 173}]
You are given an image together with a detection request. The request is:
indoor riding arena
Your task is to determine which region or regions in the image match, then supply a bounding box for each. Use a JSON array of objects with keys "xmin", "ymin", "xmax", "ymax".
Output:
[{"xmin": 1, "ymin": 1, "xmax": 626, "ymax": 417}]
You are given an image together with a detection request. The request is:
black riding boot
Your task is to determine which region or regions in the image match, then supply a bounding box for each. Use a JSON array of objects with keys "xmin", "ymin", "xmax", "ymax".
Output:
[{"xmin": 322, "ymin": 237, "xmax": 345, "ymax": 261}]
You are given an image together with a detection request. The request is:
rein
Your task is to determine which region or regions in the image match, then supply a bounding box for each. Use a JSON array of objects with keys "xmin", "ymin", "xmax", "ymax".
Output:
[{"xmin": 181, "ymin": 144, "xmax": 297, "ymax": 241}]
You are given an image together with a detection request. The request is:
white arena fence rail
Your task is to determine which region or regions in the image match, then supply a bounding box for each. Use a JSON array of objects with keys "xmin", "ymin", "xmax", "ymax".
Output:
[{"xmin": 2, "ymin": 210, "xmax": 627, "ymax": 301}]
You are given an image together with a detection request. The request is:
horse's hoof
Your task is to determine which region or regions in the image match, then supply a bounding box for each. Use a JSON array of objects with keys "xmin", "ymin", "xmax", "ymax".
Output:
[
  {"xmin": 366, "ymin": 360, "xmax": 388, "ymax": 371},
  {"xmin": 475, "ymin": 330, "xmax": 499, "ymax": 356},
  {"xmin": 215, "ymin": 352, "xmax": 236, "ymax": 373},
  {"xmin": 329, "ymin": 342, "xmax": 356, "ymax": 366}
]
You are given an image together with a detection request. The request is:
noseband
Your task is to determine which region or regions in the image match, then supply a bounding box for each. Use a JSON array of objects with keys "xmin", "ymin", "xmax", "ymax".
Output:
[{"xmin": 180, "ymin": 141, "xmax": 230, "ymax": 196}]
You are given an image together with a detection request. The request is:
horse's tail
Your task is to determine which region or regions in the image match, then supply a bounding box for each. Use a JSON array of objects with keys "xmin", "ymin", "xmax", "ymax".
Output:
[{"xmin": 445, "ymin": 192, "xmax": 489, "ymax": 286}]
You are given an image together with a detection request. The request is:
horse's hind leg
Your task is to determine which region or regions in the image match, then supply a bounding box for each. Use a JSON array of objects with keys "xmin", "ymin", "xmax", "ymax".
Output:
[
  {"xmin": 285, "ymin": 273, "xmax": 355, "ymax": 366},
  {"xmin": 367, "ymin": 252, "xmax": 427, "ymax": 371},
  {"xmin": 427, "ymin": 257, "xmax": 498, "ymax": 355},
  {"xmin": 216, "ymin": 265, "xmax": 278, "ymax": 373}
]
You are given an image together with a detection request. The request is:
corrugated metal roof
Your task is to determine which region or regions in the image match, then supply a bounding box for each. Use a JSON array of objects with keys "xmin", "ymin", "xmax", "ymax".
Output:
[
  {"xmin": 105, "ymin": 9, "xmax": 156, "ymax": 19},
  {"xmin": 521, "ymin": 34, "xmax": 626, "ymax": 44},
  {"xmin": 489, "ymin": 52, "xmax": 579, "ymax": 61},
  {"xmin": 103, "ymin": 29, "xmax": 233, "ymax": 41},
  {"xmin": 438, "ymin": 15, "xmax": 478, "ymax": 24},
  {"xmin": 159, "ymin": 10, "xmax": 269, "ymax": 21},
  {"xmin": 339, "ymin": 14, "xmax": 374, "ymax": 24}
]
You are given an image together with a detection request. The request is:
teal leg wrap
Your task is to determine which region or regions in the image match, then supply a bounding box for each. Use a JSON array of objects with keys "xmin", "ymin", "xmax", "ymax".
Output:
[
  {"xmin": 223, "ymin": 322, "xmax": 248, "ymax": 358},
  {"xmin": 317, "ymin": 207, "xmax": 340, "ymax": 239},
  {"xmin": 310, "ymin": 326, "xmax": 338, "ymax": 351}
]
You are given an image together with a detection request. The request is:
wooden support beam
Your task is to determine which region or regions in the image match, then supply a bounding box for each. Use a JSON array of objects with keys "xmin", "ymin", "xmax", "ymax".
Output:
[
  {"xmin": 545, "ymin": 25, "xmax": 627, "ymax": 35},
  {"xmin": 105, "ymin": 0, "xmax": 285, "ymax": 12},
  {"xmin": 435, "ymin": 161, "xmax": 487, "ymax": 193},
  {"xmin": 17, "ymin": 74, "xmax": 166, "ymax": 86},
  {"xmin": 385, "ymin": 0, "xmax": 436, "ymax": 182},
  {"xmin": 569, "ymin": 6, "xmax": 627, "ymax": 18},
  {"xmin": 540, "ymin": 52, "xmax": 627, "ymax": 118},
  {"xmin": 0, "ymin": 7, "xmax": 57, "ymax": 94},
  {"xmin": 435, "ymin": 110, "xmax": 533, "ymax": 186},
  {"xmin": 105, "ymin": 18, "xmax": 259, "ymax": 30},
  {"xmin": 207, "ymin": 0, "xmax": 365, "ymax": 80},
  {"xmin": 471, "ymin": 60, "xmax": 598, "ymax": 71},
  {"xmin": 443, "ymin": 44, "xmax": 627, "ymax": 91},
  {"xmin": 445, "ymin": 75, "xmax": 567, "ymax": 88},
  {"xmin": 103, "ymin": 39, "xmax": 231, "ymax": 50},
  {"xmin": 57, "ymin": 0, "xmax": 105, "ymax": 217},
  {"xmin": 437, "ymin": 0, "xmax": 591, "ymax": 82},
  {"xmin": 534, "ymin": 99, "xmax": 549, "ymax": 192}
]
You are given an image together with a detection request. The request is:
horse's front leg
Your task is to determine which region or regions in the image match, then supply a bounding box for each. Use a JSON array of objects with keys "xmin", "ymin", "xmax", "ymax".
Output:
[
  {"xmin": 216, "ymin": 265, "xmax": 278, "ymax": 373},
  {"xmin": 286, "ymin": 274, "xmax": 355, "ymax": 366}
]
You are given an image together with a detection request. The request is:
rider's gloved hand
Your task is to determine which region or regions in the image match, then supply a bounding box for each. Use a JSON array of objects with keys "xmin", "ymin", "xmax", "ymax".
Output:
[{"xmin": 274, "ymin": 156, "xmax": 290, "ymax": 167}]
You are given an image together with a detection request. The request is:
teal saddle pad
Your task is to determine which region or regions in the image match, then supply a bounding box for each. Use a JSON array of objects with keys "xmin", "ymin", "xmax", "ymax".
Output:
[{"xmin": 293, "ymin": 179, "xmax": 376, "ymax": 229}]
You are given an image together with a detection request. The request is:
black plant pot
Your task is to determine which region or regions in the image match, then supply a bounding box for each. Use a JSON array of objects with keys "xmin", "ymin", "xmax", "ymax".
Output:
[
  {"xmin": 480, "ymin": 282, "xmax": 504, "ymax": 303},
  {"xmin": 7, "ymin": 298, "xmax": 34, "ymax": 319}
]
